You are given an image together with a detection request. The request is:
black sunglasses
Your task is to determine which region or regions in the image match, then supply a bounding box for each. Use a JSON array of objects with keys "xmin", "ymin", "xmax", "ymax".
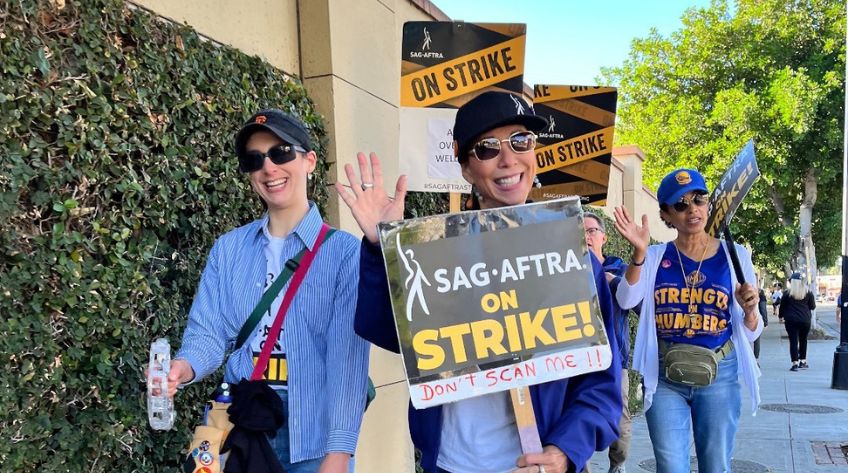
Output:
[
  {"xmin": 470, "ymin": 131, "xmax": 537, "ymax": 161},
  {"xmin": 239, "ymin": 144, "xmax": 306, "ymax": 173},
  {"xmin": 670, "ymin": 193, "xmax": 709, "ymax": 212}
]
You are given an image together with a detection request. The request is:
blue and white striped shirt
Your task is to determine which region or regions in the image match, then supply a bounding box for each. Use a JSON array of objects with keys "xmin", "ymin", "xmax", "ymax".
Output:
[{"xmin": 176, "ymin": 202, "xmax": 369, "ymax": 460}]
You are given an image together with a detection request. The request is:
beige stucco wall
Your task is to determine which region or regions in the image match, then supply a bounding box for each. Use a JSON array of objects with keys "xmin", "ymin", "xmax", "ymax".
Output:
[{"xmin": 131, "ymin": 0, "xmax": 301, "ymax": 74}]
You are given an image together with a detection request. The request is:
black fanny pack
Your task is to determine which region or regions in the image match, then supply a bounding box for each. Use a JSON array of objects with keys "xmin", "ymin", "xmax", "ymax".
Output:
[{"xmin": 660, "ymin": 339, "xmax": 733, "ymax": 387}]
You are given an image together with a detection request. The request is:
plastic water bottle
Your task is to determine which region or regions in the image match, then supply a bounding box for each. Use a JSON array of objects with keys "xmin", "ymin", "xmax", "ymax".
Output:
[{"xmin": 147, "ymin": 338, "xmax": 175, "ymax": 430}]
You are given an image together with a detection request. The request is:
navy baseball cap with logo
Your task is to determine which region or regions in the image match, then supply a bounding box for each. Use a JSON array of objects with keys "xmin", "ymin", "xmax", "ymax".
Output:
[
  {"xmin": 234, "ymin": 108, "xmax": 313, "ymax": 159},
  {"xmin": 453, "ymin": 91, "xmax": 548, "ymax": 162},
  {"xmin": 656, "ymin": 168, "xmax": 709, "ymax": 206}
]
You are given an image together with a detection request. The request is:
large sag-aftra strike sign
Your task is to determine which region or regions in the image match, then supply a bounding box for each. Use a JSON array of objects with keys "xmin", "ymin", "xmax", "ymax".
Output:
[
  {"xmin": 529, "ymin": 85, "xmax": 618, "ymax": 205},
  {"xmin": 378, "ymin": 198, "xmax": 612, "ymax": 408},
  {"xmin": 399, "ymin": 21, "xmax": 527, "ymax": 193}
]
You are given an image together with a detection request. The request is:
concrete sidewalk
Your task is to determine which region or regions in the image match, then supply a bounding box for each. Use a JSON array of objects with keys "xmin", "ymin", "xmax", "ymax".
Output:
[{"xmin": 588, "ymin": 304, "xmax": 848, "ymax": 472}]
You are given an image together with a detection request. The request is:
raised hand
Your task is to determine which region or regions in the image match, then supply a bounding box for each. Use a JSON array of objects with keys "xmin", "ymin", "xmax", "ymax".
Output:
[
  {"xmin": 613, "ymin": 206, "xmax": 650, "ymax": 254},
  {"xmin": 334, "ymin": 152, "xmax": 407, "ymax": 244}
]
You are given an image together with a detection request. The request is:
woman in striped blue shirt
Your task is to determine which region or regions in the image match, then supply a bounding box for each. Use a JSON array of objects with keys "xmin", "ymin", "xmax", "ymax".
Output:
[{"xmin": 166, "ymin": 109, "xmax": 370, "ymax": 473}]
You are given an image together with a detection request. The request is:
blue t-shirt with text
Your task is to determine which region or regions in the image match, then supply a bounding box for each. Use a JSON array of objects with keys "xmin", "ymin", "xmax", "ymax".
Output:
[{"xmin": 654, "ymin": 244, "xmax": 733, "ymax": 349}]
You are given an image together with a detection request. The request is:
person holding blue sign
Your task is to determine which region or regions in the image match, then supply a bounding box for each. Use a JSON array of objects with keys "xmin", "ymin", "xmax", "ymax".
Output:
[
  {"xmin": 612, "ymin": 169, "xmax": 763, "ymax": 473},
  {"xmin": 337, "ymin": 91, "xmax": 621, "ymax": 473}
]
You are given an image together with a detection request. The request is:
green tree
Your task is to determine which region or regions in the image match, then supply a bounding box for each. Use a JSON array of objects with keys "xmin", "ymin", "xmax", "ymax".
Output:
[{"xmin": 603, "ymin": 0, "xmax": 845, "ymax": 286}]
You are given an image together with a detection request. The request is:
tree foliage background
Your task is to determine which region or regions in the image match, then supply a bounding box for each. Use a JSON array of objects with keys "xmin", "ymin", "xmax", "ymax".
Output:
[
  {"xmin": 0, "ymin": 0, "xmax": 446, "ymax": 471},
  {"xmin": 603, "ymin": 0, "xmax": 845, "ymax": 281}
]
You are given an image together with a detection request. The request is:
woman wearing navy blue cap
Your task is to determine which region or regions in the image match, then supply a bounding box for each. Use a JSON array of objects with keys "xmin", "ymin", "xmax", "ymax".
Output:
[
  {"xmin": 780, "ymin": 272, "xmax": 815, "ymax": 371},
  {"xmin": 167, "ymin": 109, "xmax": 369, "ymax": 473},
  {"xmin": 337, "ymin": 91, "xmax": 621, "ymax": 473},
  {"xmin": 612, "ymin": 168, "xmax": 763, "ymax": 473}
]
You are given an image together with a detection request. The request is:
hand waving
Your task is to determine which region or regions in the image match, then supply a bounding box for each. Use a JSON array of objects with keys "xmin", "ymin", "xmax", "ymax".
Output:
[
  {"xmin": 334, "ymin": 152, "xmax": 407, "ymax": 244},
  {"xmin": 613, "ymin": 206, "xmax": 650, "ymax": 254}
]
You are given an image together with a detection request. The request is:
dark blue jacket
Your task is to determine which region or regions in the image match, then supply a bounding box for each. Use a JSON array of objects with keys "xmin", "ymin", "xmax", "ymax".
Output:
[
  {"xmin": 354, "ymin": 239, "xmax": 622, "ymax": 473},
  {"xmin": 602, "ymin": 255, "xmax": 632, "ymax": 367}
]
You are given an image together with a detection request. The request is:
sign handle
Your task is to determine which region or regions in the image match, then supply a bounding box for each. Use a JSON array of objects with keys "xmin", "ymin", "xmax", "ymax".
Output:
[
  {"xmin": 449, "ymin": 192, "xmax": 461, "ymax": 213},
  {"xmin": 510, "ymin": 386, "xmax": 543, "ymax": 454},
  {"xmin": 722, "ymin": 226, "xmax": 746, "ymax": 284}
]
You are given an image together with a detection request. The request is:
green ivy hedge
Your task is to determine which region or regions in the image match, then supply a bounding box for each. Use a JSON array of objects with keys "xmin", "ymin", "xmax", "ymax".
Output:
[{"xmin": 0, "ymin": 0, "xmax": 340, "ymax": 471}]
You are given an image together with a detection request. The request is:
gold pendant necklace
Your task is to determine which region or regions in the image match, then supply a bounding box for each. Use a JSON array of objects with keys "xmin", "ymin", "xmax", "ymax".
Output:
[{"xmin": 675, "ymin": 241, "xmax": 709, "ymax": 328}]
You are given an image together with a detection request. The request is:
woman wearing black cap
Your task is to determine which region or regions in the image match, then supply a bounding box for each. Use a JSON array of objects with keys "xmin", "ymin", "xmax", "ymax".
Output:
[
  {"xmin": 780, "ymin": 272, "xmax": 815, "ymax": 371},
  {"xmin": 167, "ymin": 109, "xmax": 369, "ymax": 473},
  {"xmin": 337, "ymin": 91, "xmax": 621, "ymax": 473},
  {"xmin": 612, "ymin": 168, "xmax": 762, "ymax": 473}
]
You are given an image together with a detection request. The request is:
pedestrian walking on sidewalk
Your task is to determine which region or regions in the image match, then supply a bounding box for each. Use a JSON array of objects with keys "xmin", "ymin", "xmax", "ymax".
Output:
[
  {"xmin": 780, "ymin": 272, "xmax": 815, "ymax": 371},
  {"xmin": 772, "ymin": 283, "xmax": 783, "ymax": 322},
  {"xmin": 753, "ymin": 286, "xmax": 769, "ymax": 360},
  {"xmin": 612, "ymin": 168, "xmax": 763, "ymax": 473}
]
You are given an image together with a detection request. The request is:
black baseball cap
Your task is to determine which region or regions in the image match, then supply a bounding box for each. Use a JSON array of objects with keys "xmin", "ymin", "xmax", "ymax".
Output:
[
  {"xmin": 453, "ymin": 91, "xmax": 548, "ymax": 162},
  {"xmin": 234, "ymin": 108, "xmax": 312, "ymax": 159}
]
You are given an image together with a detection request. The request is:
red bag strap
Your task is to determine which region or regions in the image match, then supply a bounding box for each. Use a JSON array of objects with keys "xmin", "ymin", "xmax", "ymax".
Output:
[{"xmin": 250, "ymin": 223, "xmax": 331, "ymax": 381}]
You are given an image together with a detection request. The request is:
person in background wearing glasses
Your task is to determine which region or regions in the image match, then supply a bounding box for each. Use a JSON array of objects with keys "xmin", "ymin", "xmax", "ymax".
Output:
[
  {"xmin": 612, "ymin": 168, "xmax": 762, "ymax": 473},
  {"xmin": 583, "ymin": 212, "xmax": 638, "ymax": 473},
  {"xmin": 336, "ymin": 91, "xmax": 621, "ymax": 473},
  {"xmin": 165, "ymin": 109, "xmax": 369, "ymax": 473}
]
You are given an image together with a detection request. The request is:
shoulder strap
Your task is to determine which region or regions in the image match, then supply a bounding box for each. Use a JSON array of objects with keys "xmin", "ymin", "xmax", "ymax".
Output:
[
  {"xmin": 250, "ymin": 224, "xmax": 334, "ymax": 380},
  {"xmin": 234, "ymin": 224, "xmax": 336, "ymax": 351}
]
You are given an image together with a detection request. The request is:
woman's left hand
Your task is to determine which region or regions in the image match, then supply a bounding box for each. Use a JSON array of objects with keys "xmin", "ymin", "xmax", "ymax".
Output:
[
  {"xmin": 513, "ymin": 445, "xmax": 568, "ymax": 473},
  {"xmin": 735, "ymin": 283, "xmax": 759, "ymax": 318},
  {"xmin": 334, "ymin": 152, "xmax": 407, "ymax": 245}
]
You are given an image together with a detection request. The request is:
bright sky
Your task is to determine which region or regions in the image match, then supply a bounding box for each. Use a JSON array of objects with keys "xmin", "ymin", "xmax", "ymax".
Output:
[{"xmin": 432, "ymin": 0, "xmax": 712, "ymax": 87}]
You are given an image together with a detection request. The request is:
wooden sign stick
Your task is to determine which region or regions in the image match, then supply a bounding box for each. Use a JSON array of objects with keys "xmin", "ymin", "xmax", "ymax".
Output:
[
  {"xmin": 449, "ymin": 192, "xmax": 461, "ymax": 213},
  {"xmin": 510, "ymin": 386, "xmax": 543, "ymax": 454},
  {"xmin": 722, "ymin": 225, "xmax": 746, "ymax": 284}
]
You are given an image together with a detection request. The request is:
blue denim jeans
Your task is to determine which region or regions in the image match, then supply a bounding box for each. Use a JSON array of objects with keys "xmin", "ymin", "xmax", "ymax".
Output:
[
  {"xmin": 267, "ymin": 390, "xmax": 355, "ymax": 473},
  {"xmin": 646, "ymin": 348, "xmax": 741, "ymax": 473}
]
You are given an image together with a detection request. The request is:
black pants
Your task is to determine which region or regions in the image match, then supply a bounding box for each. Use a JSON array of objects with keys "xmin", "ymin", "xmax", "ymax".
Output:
[{"xmin": 785, "ymin": 320, "xmax": 811, "ymax": 362}]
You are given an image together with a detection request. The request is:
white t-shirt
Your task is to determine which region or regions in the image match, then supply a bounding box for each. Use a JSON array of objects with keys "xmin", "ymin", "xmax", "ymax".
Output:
[
  {"xmin": 772, "ymin": 289, "xmax": 783, "ymax": 304},
  {"xmin": 249, "ymin": 235, "xmax": 289, "ymax": 389},
  {"xmin": 436, "ymin": 391, "xmax": 523, "ymax": 473}
]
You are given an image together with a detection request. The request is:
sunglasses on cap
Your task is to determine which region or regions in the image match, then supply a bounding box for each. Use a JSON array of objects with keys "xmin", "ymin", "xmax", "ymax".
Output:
[
  {"xmin": 470, "ymin": 131, "xmax": 537, "ymax": 161},
  {"xmin": 239, "ymin": 144, "xmax": 306, "ymax": 173},
  {"xmin": 669, "ymin": 193, "xmax": 709, "ymax": 212}
]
